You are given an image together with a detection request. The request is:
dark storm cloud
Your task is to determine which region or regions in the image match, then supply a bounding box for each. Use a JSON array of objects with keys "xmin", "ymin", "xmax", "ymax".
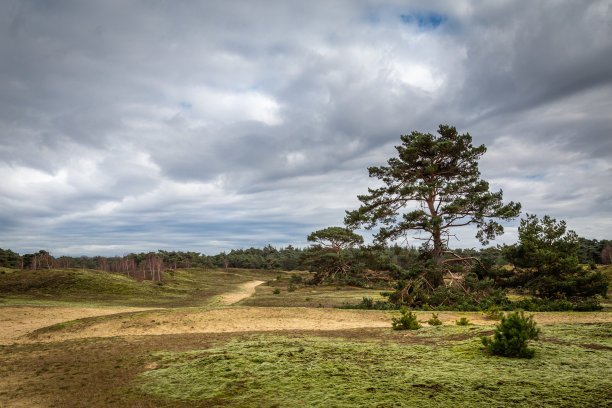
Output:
[{"xmin": 1, "ymin": 0, "xmax": 611, "ymax": 255}]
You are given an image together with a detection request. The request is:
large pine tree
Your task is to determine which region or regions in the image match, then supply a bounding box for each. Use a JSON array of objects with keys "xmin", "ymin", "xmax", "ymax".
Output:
[{"xmin": 345, "ymin": 124, "xmax": 520, "ymax": 286}]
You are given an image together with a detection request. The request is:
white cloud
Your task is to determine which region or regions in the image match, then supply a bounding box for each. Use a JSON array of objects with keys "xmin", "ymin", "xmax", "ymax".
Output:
[{"xmin": 1, "ymin": 1, "xmax": 611, "ymax": 255}]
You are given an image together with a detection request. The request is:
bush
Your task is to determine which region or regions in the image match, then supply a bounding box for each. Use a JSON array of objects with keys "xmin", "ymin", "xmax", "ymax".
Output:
[
  {"xmin": 288, "ymin": 285, "xmax": 296, "ymax": 292},
  {"xmin": 289, "ymin": 274, "xmax": 303, "ymax": 284},
  {"xmin": 485, "ymin": 306, "xmax": 504, "ymax": 320},
  {"xmin": 482, "ymin": 311, "xmax": 540, "ymax": 358},
  {"xmin": 361, "ymin": 297, "xmax": 374, "ymax": 309},
  {"xmin": 392, "ymin": 308, "xmax": 421, "ymax": 330},
  {"xmin": 273, "ymin": 288, "xmax": 281, "ymax": 294},
  {"xmin": 427, "ymin": 313, "xmax": 442, "ymax": 326},
  {"xmin": 510, "ymin": 296, "xmax": 602, "ymax": 312},
  {"xmin": 338, "ymin": 297, "xmax": 397, "ymax": 310},
  {"xmin": 455, "ymin": 317, "xmax": 470, "ymax": 326}
]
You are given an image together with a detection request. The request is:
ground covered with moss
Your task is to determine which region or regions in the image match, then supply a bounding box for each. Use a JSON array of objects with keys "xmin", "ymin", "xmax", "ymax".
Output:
[{"xmin": 135, "ymin": 324, "xmax": 611, "ymax": 407}]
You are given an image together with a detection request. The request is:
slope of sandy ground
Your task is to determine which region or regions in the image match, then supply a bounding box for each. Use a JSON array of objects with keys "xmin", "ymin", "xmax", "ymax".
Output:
[
  {"xmin": 219, "ymin": 280, "xmax": 265, "ymax": 305},
  {"xmin": 0, "ymin": 306, "xmax": 156, "ymax": 345},
  {"xmin": 17, "ymin": 307, "xmax": 612, "ymax": 343}
]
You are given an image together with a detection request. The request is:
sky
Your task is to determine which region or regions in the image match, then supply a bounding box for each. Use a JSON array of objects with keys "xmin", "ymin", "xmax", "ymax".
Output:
[{"xmin": 1, "ymin": 0, "xmax": 611, "ymax": 256}]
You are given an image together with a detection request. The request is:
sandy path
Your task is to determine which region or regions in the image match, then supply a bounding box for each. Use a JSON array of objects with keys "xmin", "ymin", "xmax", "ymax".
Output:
[
  {"xmin": 0, "ymin": 306, "xmax": 156, "ymax": 345},
  {"xmin": 19, "ymin": 308, "xmax": 612, "ymax": 343},
  {"xmin": 219, "ymin": 280, "xmax": 265, "ymax": 305}
]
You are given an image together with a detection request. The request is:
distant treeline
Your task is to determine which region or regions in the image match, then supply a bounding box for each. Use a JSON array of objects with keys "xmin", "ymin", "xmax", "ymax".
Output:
[
  {"xmin": 0, "ymin": 245, "xmax": 309, "ymax": 280},
  {"xmin": 1, "ymin": 237, "xmax": 610, "ymax": 278}
]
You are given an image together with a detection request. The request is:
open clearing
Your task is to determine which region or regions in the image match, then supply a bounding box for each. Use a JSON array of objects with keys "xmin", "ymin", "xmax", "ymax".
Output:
[
  {"xmin": 1, "ymin": 267, "xmax": 611, "ymax": 407},
  {"xmin": 0, "ymin": 305, "xmax": 158, "ymax": 345},
  {"xmin": 5, "ymin": 306, "xmax": 612, "ymax": 344}
]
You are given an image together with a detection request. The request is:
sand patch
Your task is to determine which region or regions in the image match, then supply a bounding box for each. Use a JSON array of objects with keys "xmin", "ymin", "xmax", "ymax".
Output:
[
  {"xmin": 0, "ymin": 306, "xmax": 156, "ymax": 345},
  {"xmin": 19, "ymin": 308, "xmax": 612, "ymax": 343}
]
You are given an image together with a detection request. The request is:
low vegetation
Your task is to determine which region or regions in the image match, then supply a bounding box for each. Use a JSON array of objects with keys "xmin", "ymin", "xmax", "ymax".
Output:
[
  {"xmin": 0, "ymin": 266, "xmax": 610, "ymax": 407},
  {"xmin": 133, "ymin": 326, "xmax": 611, "ymax": 407},
  {"xmin": 0, "ymin": 267, "xmax": 279, "ymax": 307}
]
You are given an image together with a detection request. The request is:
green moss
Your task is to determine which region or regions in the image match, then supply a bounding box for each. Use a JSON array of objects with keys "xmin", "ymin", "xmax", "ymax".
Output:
[{"xmin": 137, "ymin": 324, "xmax": 612, "ymax": 407}]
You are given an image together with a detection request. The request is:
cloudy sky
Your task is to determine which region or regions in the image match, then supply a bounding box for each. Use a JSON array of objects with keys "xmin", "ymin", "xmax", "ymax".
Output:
[{"xmin": 1, "ymin": 0, "xmax": 611, "ymax": 256}]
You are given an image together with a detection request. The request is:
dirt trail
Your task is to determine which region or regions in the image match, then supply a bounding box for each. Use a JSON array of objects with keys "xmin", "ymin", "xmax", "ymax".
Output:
[
  {"xmin": 219, "ymin": 280, "xmax": 265, "ymax": 305},
  {"xmin": 0, "ymin": 306, "xmax": 156, "ymax": 345}
]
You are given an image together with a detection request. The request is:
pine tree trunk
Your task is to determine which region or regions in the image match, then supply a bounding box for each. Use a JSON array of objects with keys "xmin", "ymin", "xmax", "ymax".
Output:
[{"xmin": 431, "ymin": 230, "xmax": 445, "ymax": 287}]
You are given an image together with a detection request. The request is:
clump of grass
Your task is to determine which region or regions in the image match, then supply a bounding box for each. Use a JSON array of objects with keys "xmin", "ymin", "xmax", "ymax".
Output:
[
  {"xmin": 392, "ymin": 307, "xmax": 420, "ymax": 330},
  {"xmin": 455, "ymin": 317, "xmax": 470, "ymax": 326},
  {"xmin": 427, "ymin": 313, "xmax": 443, "ymax": 326}
]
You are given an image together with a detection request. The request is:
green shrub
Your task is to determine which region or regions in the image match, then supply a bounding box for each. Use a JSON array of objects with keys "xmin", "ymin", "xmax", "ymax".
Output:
[
  {"xmin": 288, "ymin": 285, "xmax": 296, "ymax": 292},
  {"xmin": 273, "ymin": 288, "xmax": 281, "ymax": 294},
  {"xmin": 392, "ymin": 308, "xmax": 420, "ymax": 330},
  {"xmin": 338, "ymin": 297, "xmax": 397, "ymax": 310},
  {"xmin": 427, "ymin": 313, "xmax": 442, "ymax": 326},
  {"xmin": 361, "ymin": 297, "xmax": 374, "ymax": 309},
  {"xmin": 485, "ymin": 306, "xmax": 504, "ymax": 320},
  {"xmin": 455, "ymin": 317, "xmax": 470, "ymax": 326},
  {"xmin": 482, "ymin": 311, "xmax": 540, "ymax": 358},
  {"xmin": 289, "ymin": 274, "xmax": 303, "ymax": 284}
]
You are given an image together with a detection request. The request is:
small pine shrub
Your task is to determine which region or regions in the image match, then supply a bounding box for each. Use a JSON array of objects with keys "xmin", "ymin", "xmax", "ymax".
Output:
[
  {"xmin": 361, "ymin": 297, "xmax": 374, "ymax": 309},
  {"xmin": 486, "ymin": 306, "xmax": 504, "ymax": 320},
  {"xmin": 392, "ymin": 308, "xmax": 421, "ymax": 330},
  {"xmin": 289, "ymin": 274, "xmax": 303, "ymax": 284},
  {"xmin": 288, "ymin": 285, "xmax": 296, "ymax": 292},
  {"xmin": 273, "ymin": 288, "xmax": 281, "ymax": 294},
  {"xmin": 427, "ymin": 313, "xmax": 442, "ymax": 326},
  {"xmin": 455, "ymin": 317, "xmax": 470, "ymax": 326},
  {"xmin": 482, "ymin": 311, "xmax": 540, "ymax": 358}
]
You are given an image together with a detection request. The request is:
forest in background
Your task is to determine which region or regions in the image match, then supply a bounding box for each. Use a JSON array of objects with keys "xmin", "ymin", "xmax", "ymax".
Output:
[{"xmin": 1, "ymin": 235, "xmax": 610, "ymax": 276}]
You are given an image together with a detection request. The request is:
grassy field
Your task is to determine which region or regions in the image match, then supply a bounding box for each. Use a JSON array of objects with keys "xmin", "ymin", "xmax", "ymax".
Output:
[
  {"xmin": 0, "ymin": 267, "xmax": 281, "ymax": 307},
  {"xmin": 0, "ymin": 267, "xmax": 611, "ymax": 407}
]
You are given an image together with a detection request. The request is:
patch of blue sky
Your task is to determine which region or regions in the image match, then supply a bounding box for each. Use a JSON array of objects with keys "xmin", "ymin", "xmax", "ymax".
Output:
[
  {"xmin": 525, "ymin": 174, "xmax": 545, "ymax": 180},
  {"xmin": 179, "ymin": 101, "xmax": 192, "ymax": 109},
  {"xmin": 400, "ymin": 11, "xmax": 446, "ymax": 29}
]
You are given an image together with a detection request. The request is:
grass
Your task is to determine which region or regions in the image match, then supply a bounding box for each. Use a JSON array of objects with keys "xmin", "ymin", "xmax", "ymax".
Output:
[
  {"xmin": 3, "ymin": 324, "xmax": 609, "ymax": 408},
  {"xmin": 241, "ymin": 284, "xmax": 387, "ymax": 308},
  {"xmin": 135, "ymin": 325, "xmax": 612, "ymax": 407},
  {"xmin": 1, "ymin": 266, "xmax": 611, "ymax": 407},
  {"xmin": 0, "ymin": 267, "xmax": 280, "ymax": 307}
]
